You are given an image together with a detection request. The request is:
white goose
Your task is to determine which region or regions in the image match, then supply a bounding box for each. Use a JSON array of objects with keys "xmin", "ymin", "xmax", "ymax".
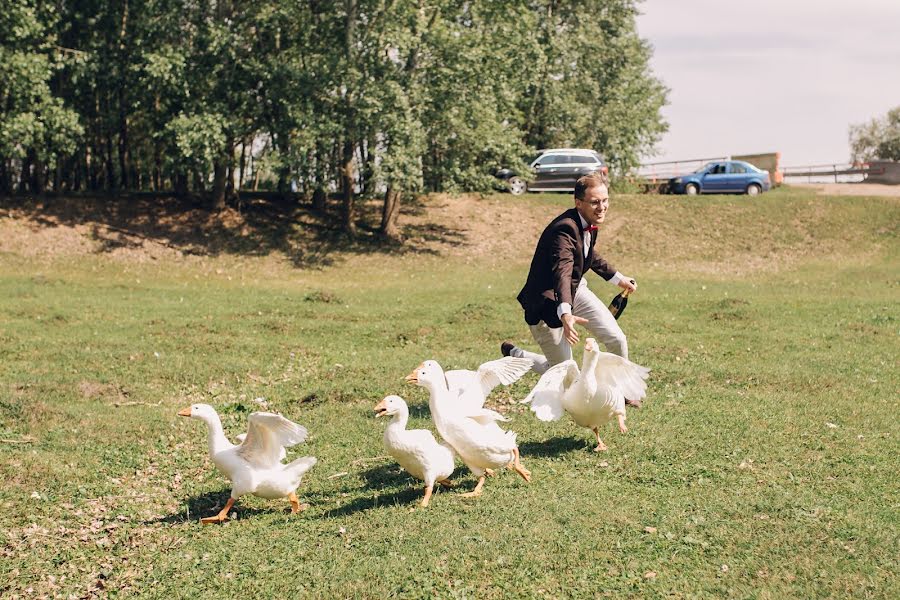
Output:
[
  {"xmin": 522, "ymin": 338, "xmax": 649, "ymax": 451},
  {"xmin": 444, "ymin": 357, "xmax": 535, "ymax": 414},
  {"xmin": 407, "ymin": 361, "xmax": 530, "ymax": 498},
  {"xmin": 374, "ymin": 395, "xmax": 456, "ymax": 507},
  {"xmin": 177, "ymin": 403, "xmax": 317, "ymax": 523}
]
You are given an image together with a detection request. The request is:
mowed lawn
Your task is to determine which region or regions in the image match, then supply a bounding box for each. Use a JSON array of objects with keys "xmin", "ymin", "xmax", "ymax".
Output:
[{"xmin": 1, "ymin": 188, "xmax": 897, "ymax": 598}]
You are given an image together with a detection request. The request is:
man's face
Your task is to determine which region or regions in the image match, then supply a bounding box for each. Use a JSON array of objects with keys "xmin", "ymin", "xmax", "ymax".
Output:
[{"xmin": 575, "ymin": 184, "xmax": 610, "ymax": 225}]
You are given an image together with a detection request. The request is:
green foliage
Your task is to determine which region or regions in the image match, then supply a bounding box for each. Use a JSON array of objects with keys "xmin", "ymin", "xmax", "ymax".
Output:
[
  {"xmin": 513, "ymin": 0, "xmax": 669, "ymax": 173},
  {"xmin": 0, "ymin": 2, "xmax": 82, "ymax": 174},
  {"xmin": 0, "ymin": 1, "xmax": 667, "ymax": 207},
  {"xmin": 849, "ymin": 105, "xmax": 900, "ymax": 162},
  {"xmin": 165, "ymin": 112, "xmax": 228, "ymax": 174}
]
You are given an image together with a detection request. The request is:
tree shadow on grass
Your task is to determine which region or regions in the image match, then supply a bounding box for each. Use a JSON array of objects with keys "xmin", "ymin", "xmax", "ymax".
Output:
[
  {"xmin": 519, "ymin": 435, "xmax": 587, "ymax": 458},
  {"xmin": 149, "ymin": 489, "xmax": 278, "ymax": 525},
  {"xmin": 0, "ymin": 193, "xmax": 465, "ymax": 269}
]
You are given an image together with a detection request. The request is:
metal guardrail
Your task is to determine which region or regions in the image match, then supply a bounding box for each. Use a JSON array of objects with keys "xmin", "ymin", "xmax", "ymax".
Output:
[{"xmin": 781, "ymin": 163, "xmax": 882, "ymax": 183}]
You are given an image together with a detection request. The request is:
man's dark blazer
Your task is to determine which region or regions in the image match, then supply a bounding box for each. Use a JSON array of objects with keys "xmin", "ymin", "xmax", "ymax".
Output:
[{"xmin": 516, "ymin": 207, "xmax": 617, "ymax": 328}]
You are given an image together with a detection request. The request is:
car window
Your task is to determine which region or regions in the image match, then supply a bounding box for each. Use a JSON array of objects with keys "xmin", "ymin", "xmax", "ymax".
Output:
[
  {"xmin": 730, "ymin": 163, "xmax": 747, "ymax": 174},
  {"xmin": 569, "ymin": 154, "xmax": 594, "ymax": 164},
  {"xmin": 711, "ymin": 164, "xmax": 727, "ymax": 175},
  {"xmin": 537, "ymin": 154, "xmax": 565, "ymax": 166}
]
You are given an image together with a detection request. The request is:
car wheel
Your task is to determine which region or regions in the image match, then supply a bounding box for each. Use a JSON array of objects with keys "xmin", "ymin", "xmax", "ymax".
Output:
[
  {"xmin": 508, "ymin": 176, "xmax": 527, "ymax": 196},
  {"xmin": 746, "ymin": 183, "xmax": 761, "ymax": 196},
  {"xmin": 685, "ymin": 183, "xmax": 699, "ymax": 195}
]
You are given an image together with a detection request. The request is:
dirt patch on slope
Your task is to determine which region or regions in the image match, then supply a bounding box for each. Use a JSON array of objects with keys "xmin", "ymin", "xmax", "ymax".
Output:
[{"xmin": 1, "ymin": 190, "xmax": 897, "ymax": 276}]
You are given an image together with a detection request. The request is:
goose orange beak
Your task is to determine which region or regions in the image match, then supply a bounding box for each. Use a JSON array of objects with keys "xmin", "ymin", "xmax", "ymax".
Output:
[
  {"xmin": 373, "ymin": 399, "xmax": 388, "ymax": 417},
  {"xmin": 405, "ymin": 363, "xmax": 423, "ymax": 384},
  {"xmin": 177, "ymin": 407, "xmax": 192, "ymax": 417}
]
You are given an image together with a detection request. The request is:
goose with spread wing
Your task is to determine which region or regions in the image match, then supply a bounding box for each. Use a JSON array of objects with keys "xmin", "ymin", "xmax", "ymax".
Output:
[
  {"xmin": 443, "ymin": 357, "xmax": 534, "ymax": 414},
  {"xmin": 407, "ymin": 360, "xmax": 530, "ymax": 498},
  {"xmin": 177, "ymin": 403, "xmax": 317, "ymax": 523},
  {"xmin": 521, "ymin": 338, "xmax": 649, "ymax": 452}
]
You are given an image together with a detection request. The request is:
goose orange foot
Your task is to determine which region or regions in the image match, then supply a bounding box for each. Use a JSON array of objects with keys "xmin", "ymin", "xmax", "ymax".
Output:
[
  {"xmin": 420, "ymin": 485, "xmax": 434, "ymax": 508},
  {"xmin": 508, "ymin": 448, "xmax": 531, "ymax": 482},
  {"xmin": 592, "ymin": 428, "xmax": 608, "ymax": 452},
  {"xmin": 459, "ymin": 475, "xmax": 486, "ymax": 498},
  {"xmin": 288, "ymin": 492, "xmax": 309, "ymax": 513},
  {"xmin": 200, "ymin": 498, "xmax": 235, "ymax": 524}
]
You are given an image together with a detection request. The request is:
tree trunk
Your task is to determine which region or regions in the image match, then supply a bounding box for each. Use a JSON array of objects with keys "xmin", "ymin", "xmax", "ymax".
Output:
[
  {"xmin": 18, "ymin": 153, "xmax": 32, "ymax": 193},
  {"xmin": 225, "ymin": 163, "xmax": 234, "ymax": 199},
  {"xmin": 174, "ymin": 171, "xmax": 188, "ymax": 198},
  {"xmin": 32, "ymin": 156, "xmax": 45, "ymax": 194},
  {"xmin": 341, "ymin": 139, "xmax": 356, "ymax": 235},
  {"xmin": 117, "ymin": 0, "xmax": 130, "ymax": 189},
  {"xmin": 118, "ymin": 110, "xmax": 130, "ymax": 190},
  {"xmin": 380, "ymin": 186, "xmax": 402, "ymax": 240},
  {"xmin": 54, "ymin": 158, "xmax": 63, "ymax": 194},
  {"xmin": 153, "ymin": 93, "xmax": 162, "ymax": 191},
  {"xmin": 312, "ymin": 142, "xmax": 328, "ymax": 211},
  {"xmin": 192, "ymin": 169, "xmax": 205, "ymax": 195},
  {"xmin": 211, "ymin": 160, "xmax": 227, "ymax": 210},
  {"xmin": 72, "ymin": 152, "xmax": 81, "ymax": 192},
  {"xmin": 87, "ymin": 142, "xmax": 98, "ymax": 190},
  {"xmin": 0, "ymin": 159, "xmax": 10, "ymax": 195},
  {"xmin": 105, "ymin": 132, "xmax": 117, "ymax": 191},
  {"xmin": 153, "ymin": 145, "xmax": 161, "ymax": 192},
  {"xmin": 237, "ymin": 140, "xmax": 247, "ymax": 191},
  {"xmin": 341, "ymin": 0, "xmax": 358, "ymax": 235},
  {"xmin": 361, "ymin": 135, "xmax": 376, "ymax": 195},
  {"xmin": 312, "ymin": 187, "xmax": 326, "ymax": 212}
]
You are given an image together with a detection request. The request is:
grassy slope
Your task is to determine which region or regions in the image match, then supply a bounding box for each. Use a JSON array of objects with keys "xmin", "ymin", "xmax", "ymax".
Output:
[{"xmin": 0, "ymin": 187, "xmax": 898, "ymax": 598}]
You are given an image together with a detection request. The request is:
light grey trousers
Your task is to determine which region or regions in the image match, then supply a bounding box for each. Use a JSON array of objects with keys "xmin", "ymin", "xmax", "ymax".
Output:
[{"xmin": 520, "ymin": 278, "xmax": 628, "ymax": 374}]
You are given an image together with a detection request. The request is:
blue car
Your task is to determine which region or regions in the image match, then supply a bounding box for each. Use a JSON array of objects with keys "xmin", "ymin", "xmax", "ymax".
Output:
[{"xmin": 668, "ymin": 160, "xmax": 771, "ymax": 196}]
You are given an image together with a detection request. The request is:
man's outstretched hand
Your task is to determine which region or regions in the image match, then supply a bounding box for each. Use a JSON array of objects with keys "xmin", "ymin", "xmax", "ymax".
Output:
[
  {"xmin": 618, "ymin": 277, "xmax": 637, "ymax": 293},
  {"xmin": 561, "ymin": 314, "xmax": 589, "ymax": 346}
]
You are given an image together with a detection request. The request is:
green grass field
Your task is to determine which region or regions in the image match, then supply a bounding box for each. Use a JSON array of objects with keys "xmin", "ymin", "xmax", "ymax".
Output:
[{"xmin": 1, "ymin": 187, "xmax": 898, "ymax": 598}]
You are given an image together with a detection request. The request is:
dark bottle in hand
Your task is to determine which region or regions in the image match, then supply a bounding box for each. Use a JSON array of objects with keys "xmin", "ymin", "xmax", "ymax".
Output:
[{"xmin": 608, "ymin": 289, "xmax": 631, "ymax": 320}]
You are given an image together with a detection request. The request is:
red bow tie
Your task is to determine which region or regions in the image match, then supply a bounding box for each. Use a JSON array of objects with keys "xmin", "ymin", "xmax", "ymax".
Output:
[{"xmin": 583, "ymin": 225, "xmax": 597, "ymax": 233}]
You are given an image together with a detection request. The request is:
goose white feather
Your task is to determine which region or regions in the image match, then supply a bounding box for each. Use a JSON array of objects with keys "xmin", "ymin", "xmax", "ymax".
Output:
[
  {"xmin": 407, "ymin": 360, "xmax": 531, "ymax": 498},
  {"xmin": 522, "ymin": 338, "xmax": 650, "ymax": 452},
  {"xmin": 178, "ymin": 403, "xmax": 316, "ymax": 523},
  {"xmin": 444, "ymin": 357, "xmax": 534, "ymax": 414},
  {"xmin": 234, "ymin": 431, "xmax": 287, "ymax": 462},
  {"xmin": 374, "ymin": 395, "xmax": 455, "ymax": 507}
]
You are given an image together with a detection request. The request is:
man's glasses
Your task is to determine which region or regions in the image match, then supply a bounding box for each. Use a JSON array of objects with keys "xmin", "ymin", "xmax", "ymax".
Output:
[{"xmin": 579, "ymin": 199, "xmax": 608, "ymax": 208}]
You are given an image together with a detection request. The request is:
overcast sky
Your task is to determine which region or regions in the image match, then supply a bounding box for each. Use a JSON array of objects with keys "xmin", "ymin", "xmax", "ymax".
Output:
[{"xmin": 635, "ymin": 0, "xmax": 900, "ymax": 167}]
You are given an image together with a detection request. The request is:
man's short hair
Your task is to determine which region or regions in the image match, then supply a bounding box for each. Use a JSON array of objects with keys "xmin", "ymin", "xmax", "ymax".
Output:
[{"xmin": 574, "ymin": 171, "xmax": 610, "ymax": 200}]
